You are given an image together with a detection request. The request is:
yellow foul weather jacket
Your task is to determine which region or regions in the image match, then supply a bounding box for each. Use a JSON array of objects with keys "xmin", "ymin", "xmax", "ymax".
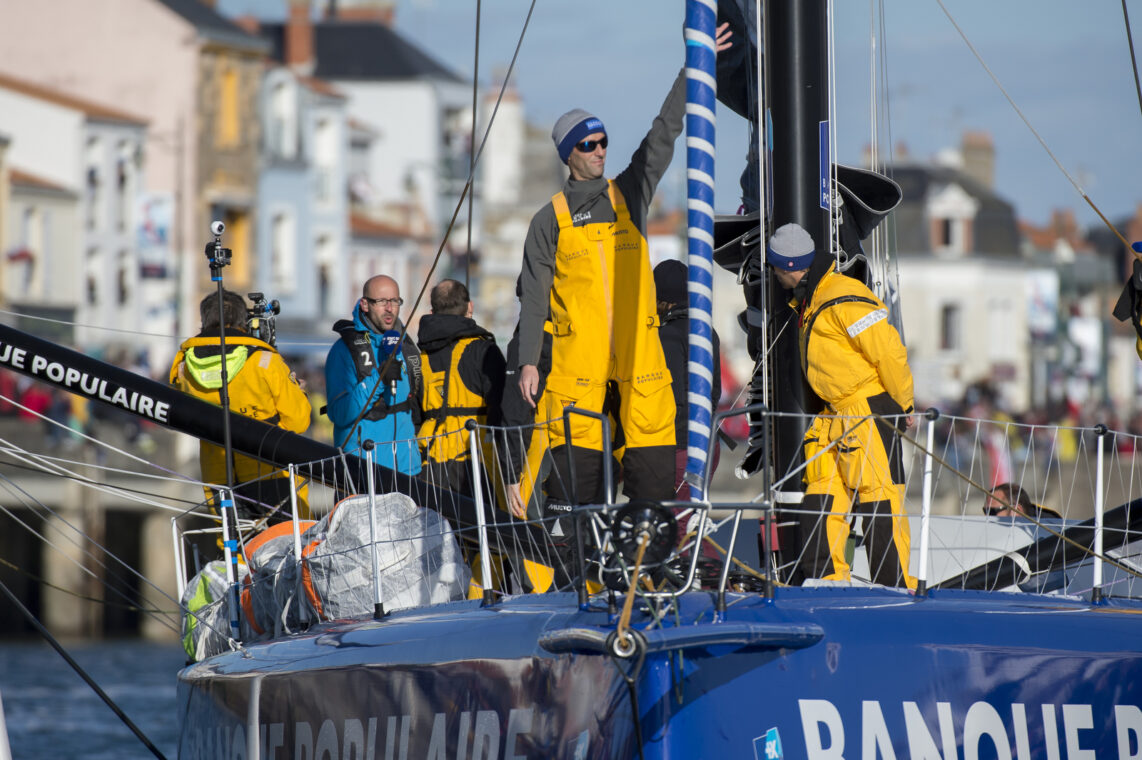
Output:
[
  {"xmin": 169, "ymin": 332, "xmax": 311, "ymax": 517},
  {"xmin": 795, "ymin": 267, "xmax": 915, "ymax": 589},
  {"xmin": 797, "ymin": 268, "xmax": 913, "ymax": 414}
]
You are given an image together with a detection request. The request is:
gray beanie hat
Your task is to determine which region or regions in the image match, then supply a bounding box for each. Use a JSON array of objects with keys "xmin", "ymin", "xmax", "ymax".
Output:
[
  {"xmin": 767, "ymin": 223, "xmax": 816, "ymax": 270},
  {"xmin": 552, "ymin": 108, "xmax": 606, "ymax": 164}
]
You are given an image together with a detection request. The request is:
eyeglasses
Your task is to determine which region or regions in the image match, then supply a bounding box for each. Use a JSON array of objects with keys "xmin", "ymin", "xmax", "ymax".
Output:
[
  {"xmin": 364, "ymin": 297, "xmax": 403, "ymax": 308},
  {"xmin": 574, "ymin": 136, "xmax": 608, "ymax": 153}
]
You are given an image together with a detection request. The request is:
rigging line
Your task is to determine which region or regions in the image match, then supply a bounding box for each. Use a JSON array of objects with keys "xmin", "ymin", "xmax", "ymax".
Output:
[
  {"xmin": 0, "ymin": 578, "xmax": 170, "ymax": 760},
  {"xmin": 0, "ymin": 392, "xmax": 199, "ymax": 484},
  {"xmin": 0, "ymin": 453, "xmax": 204, "ymax": 512},
  {"xmin": 0, "ymin": 556, "xmax": 175, "ymax": 614},
  {"xmin": 934, "ymin": 0, "xmax": 1132, "ymax": 250},
  {"xmin": 0, "ymin": 441, "xmax": 207, "ymax": 493},
  {"xmin": 1120, "ymin": 0, "xmax": 1142, "ymax": 125},
  {"xmin": 0, "ymin": 307, "xmax": 177, "ymax": 341},
  {"xmin": 0, "ymin": 468, "xmax": 188, "ymax": 634},
  {"xmin": 884, "ymin": 413, "xmax": 1142, "ymax": 580},
  {"xmin": 337, "ymin": 0, "xmax": 539, "ymax": 450},
  {"xmin": 0, "ymin": 442, "xmax": 204, "ymax": 516},
  {"xmin": 0, "ymin": 492, "xmax": 182, "ymax": 638},
  {"xmin": 828, "ymin": 0, "xmax": 840, "ymax": 263},
  {"xmin": 466, "ymin": 0, "xmax": 482, "ymax": 290}
]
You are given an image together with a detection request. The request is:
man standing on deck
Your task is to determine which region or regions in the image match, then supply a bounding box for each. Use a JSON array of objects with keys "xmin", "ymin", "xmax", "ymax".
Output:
[
  {"xmin": 507, "ymin": 24, "xmax": 734, "ymax": 520},
  {"xmin": 325, "ymin": 275, "xmax": 423, "ymax": 474},
  {"xmin": 767, "ymin": 222, "xmax": 917, "ymax": 589}
]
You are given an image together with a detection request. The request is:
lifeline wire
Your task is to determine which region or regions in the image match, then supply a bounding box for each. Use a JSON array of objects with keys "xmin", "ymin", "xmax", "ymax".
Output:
[
  {"xmin": 465, "ymin": 0, "xmax": 481, "ymax": 289},
  {"xmin": 1120, "ymin": 0, "xmax": 1142, "ymax": 127}
]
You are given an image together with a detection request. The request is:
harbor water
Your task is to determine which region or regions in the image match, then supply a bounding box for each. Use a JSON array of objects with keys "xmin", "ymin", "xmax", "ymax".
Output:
[{"xmin": 0, "ymin": 639, "xmax": 183, "ymax": 759}]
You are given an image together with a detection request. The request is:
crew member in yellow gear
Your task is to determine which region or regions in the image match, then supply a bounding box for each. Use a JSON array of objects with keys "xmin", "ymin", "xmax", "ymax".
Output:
[
  {"xmin": 509, "ymin": 24, "xmax": 734, "ymax": 524},
  {"xmin": 170, "ymin": 289, "xmax": 312, "ymax": 523},
  {"xmin": 768, "ymin": 223, "xmax": 916, "ymax": 589},
  {"xmin": 416, "ymin": 279, "xmax": 505, "ymax": 499}
]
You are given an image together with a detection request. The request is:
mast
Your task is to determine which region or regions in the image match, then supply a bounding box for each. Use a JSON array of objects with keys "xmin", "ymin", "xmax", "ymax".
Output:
[{"xmin": 764, "ymin": 0, "xmax": 829, "ymax": 497}]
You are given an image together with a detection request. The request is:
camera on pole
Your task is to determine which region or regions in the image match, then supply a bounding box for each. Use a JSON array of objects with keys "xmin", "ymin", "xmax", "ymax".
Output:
[{"xmin": 205, "ymin": 220, "xmax": 232, "ymax": 282}]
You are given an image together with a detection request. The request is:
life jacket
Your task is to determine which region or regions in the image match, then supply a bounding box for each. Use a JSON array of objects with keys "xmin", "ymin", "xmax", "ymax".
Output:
[
  {"xmin": 332, "ymin": 320, "xmax": 423, "ymax": 420},
  {"xmin": 418, "ymin": 335, "xmax": 490, "ymax": 464}
]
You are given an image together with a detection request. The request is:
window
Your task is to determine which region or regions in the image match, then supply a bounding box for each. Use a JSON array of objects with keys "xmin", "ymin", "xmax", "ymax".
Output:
[
  {"xmin": 939, "ymin": 303, "xmax": 961, "ymax": 351},
  {"xmin": 268, "ymin": 80, "xmax": 296, "ymax": 159},
  {"xmin": 216, "ymin": 66, "xmax": 240, "ymax": 148},
  {"xmin": 313, "ymin": 118, "xmax": 337, "ymax": 205},
  {"xmin": 271, "ymin": 212, "xmax": 296, "ymax": 291},
  {"xmin": 86, "ymin": 248, "xmax": 101, "ymax": 307},
  {"xmin": 117, "ymin": 249, "xmax": 130, "ymax": 306},
  {"xmin": 85, "ymin": 137, "xmax": 103, "ymax": 231},
  {"xmin": 314, "ymin": 234, "xmax": 335, "ymax": 315},
  {"xmin": 115, "ymin": 141, "xmax": 134, "ymax": 232},
  {"xmin": 937, "ymin": 219, "xmax": 952, "ymax": 248}
]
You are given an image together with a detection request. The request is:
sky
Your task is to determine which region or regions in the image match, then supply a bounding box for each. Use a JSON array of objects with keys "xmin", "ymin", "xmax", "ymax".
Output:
[{"xmin": 218, "ymin": 0, "xmax": 1142, "ymax": 229}]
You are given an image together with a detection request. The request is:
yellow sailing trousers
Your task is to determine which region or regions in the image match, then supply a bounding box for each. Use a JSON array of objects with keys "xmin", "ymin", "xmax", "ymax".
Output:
[{"xmin": 801, "ymin": 393, "xmax": 915, "ymax": 589}]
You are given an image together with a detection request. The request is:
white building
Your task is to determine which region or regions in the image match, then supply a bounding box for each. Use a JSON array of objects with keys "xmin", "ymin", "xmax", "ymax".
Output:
[
  {"xmin": 261, "ymin": 0, "xmax": 471, "ymax": 242},
  {"xmin": 889, "ymin": 139, "xmax": 1056, "ymax": 413},
  {"xmin": 0, "ymin": 71, "xmax": 148, "ymax": 356}
]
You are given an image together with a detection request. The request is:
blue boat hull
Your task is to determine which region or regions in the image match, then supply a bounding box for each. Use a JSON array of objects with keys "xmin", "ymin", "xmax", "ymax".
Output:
[{"xmin": 177, "ymin": 587, "xmax": 1142, "ymax": 759}]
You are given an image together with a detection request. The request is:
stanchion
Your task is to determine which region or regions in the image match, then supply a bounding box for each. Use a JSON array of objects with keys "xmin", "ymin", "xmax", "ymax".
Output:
[
  {"xmin": 219, "ymin": 489, "xmax": 241, "ymax": 642},
  {"xmin": 1093, "ymin": 424, "xmax": 1107, "ymax": 604},
  {"xmin": 468, "ymin": 424, "xmax": 494, "ymax": 606},
  {"xmin": 364, "ymin": 441, "xmax": 386, "ymax": 619},
  {"xmin": 917, "ymin": 408, "xmax": 940, "ymax": 597}
]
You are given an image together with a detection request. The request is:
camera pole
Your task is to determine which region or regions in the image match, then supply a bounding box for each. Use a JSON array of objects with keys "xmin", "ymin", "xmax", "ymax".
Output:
[
  {"xmin": 206, "ymin": 221, "xmax": 242, "ymax": 634},
  {"xmin": 205, "ymin": 221, "xmax": 235, "ymax": 493}
]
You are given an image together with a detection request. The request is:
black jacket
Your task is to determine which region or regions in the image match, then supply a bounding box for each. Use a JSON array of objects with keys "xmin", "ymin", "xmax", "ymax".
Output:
[
  {"xmin": 659, "ymin": 306, "xmax": 722, "ymax": 448},
  {"xmin": 415, "ymin": 313, "xmax": 506, "ymax": 427}
]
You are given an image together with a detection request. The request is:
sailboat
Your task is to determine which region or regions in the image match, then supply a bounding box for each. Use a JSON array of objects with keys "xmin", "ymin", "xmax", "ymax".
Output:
[{"xmin": 1, "ymin": 1, "xmax": 1141, "ymax": 759}]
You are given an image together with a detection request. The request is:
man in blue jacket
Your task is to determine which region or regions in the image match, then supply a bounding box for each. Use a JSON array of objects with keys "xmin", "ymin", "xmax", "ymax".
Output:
[{"xmin": 324, "ymin": 274, "xmax": 423, "ymax": 474}]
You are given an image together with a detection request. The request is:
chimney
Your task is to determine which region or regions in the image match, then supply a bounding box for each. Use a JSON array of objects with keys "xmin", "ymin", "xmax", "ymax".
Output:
[
  {"xmin": 961, "ymin": 130, "xmax": 995, "ymax": 190},
  {"xmin": 328, "ymin": 0, "xmax": 395, "ymax": 25},
  {"xmin": 285, "ymin": 0, "xmax": 314, "ymax": 73}
]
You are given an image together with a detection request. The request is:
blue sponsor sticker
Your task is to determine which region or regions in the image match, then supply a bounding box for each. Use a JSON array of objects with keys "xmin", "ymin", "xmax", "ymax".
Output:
[{"xmin": 753, "ymin": 727, "xmax": 783, "ymax": 760}]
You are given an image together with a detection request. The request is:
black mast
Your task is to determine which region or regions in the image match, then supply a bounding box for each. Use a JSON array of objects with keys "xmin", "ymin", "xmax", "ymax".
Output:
[{"xmin": 764, "ymin": 0, "xmax": 829, "ymax": 574}]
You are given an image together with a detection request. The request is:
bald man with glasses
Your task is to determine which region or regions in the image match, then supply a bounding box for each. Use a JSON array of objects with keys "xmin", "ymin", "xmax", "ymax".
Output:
[{"xmin": 324, "ymin": 274, "xmax": 424, "ymax": 474}]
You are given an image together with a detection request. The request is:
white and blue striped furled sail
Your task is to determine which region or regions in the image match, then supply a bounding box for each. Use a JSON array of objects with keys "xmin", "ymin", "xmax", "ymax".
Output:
[{"xmin": 684, "ymin": 0, "xmax": 718, "ymax": 497}]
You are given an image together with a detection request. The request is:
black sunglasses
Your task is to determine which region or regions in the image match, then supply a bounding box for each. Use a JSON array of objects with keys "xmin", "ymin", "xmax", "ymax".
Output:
[{"xmin": 575, "ymin": 136, "xmax": 608, "ymax": 153}]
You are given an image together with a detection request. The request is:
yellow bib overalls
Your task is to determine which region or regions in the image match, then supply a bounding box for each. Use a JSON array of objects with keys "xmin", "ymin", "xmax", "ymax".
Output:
[{"xmin": 537, "ymin": 182, "xmax": 676, "ymax": 501}]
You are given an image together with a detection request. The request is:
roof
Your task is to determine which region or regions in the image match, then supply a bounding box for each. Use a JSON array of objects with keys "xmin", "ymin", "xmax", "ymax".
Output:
[
  {"xmin": 9, "ymin": 167, "xmax": 76, "ymax": 196},
  {"xmin": 0, "ymin": 70, "xmax": 148, "ymax": 126},
  {"xmin": 155, "ymin": 0, "xmax": 270, "ymax": 53},
  {"xmin": 298, "ymin": 75, "xmax": 346, "ymax": 100},
  {"xmin": 350, "ymin": 212, "xmax": 417, "ymax": 239},
  {"xmin": 260, "ymin": 21, "xmax": 463, "ymax": 82},
  {"xmin": 888, "ymin": 163, "xmax": 1020, "ymax": 256}
]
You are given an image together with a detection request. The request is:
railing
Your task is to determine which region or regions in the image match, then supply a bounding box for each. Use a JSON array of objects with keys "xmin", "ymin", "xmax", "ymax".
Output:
[{"xmin": 171, "ymin": 407, "xmax": 1142, "ymax": 659}]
